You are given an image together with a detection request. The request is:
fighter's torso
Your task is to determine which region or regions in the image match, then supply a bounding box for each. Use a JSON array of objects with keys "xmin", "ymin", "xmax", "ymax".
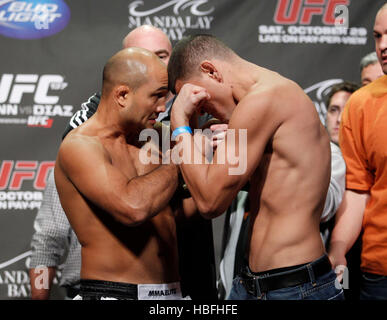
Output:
[
  {"xmin": 57, "ymin": 127, "xmax": 180, "ymax": 284},
  {"xmin": 242, "ymin": 75, "xmax": 329, "ymax": 272}
]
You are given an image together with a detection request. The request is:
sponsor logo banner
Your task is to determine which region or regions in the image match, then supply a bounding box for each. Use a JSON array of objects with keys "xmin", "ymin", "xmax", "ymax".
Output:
[
  {"xmin": 0, "ymin": 252, "xmax": 31, "ymax": 298},
  {"xmin": 258, "ymin": 0, "xmax": 368, "ymax": 45},
  {"xmin": 0, "ymin": 160, "xmax": 54, "ymax": 211},
  {"xmin": 128, "ymin": 0, "xmax": 215, "ymax": 41},
  {"xmin": 0, "ymin": 74, "xmax": 73, "ymax": 127},
  {"xmin": 0, "ymin": 0, "xmax": 70, "ymax": 39},
  {"xmin": 0, "ymin": 252, "xmax": 63, "ymax": 298}
]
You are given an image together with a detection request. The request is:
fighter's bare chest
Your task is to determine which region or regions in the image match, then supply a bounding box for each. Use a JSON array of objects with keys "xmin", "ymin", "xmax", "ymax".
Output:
[{"xmin": 103, "ymin": 142, "xmax": 160, "ymax": 178}]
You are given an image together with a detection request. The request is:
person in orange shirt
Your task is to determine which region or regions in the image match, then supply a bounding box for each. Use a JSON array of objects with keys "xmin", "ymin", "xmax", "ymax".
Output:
[{"xmin": 328, "ymin": 3, "xmax": 387, "ymax": 300}]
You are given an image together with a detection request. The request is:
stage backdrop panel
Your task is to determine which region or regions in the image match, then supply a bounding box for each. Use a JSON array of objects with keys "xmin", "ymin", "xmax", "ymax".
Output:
[{"xmin": 0, "ymin": 0, "xmax": 383, "ymax": 299}]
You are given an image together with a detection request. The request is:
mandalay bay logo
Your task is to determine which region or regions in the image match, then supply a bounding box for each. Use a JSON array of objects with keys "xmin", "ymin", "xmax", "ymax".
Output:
[{"xmin": 128, "ymin": 0, "xmax": 215, "ymax": 41}]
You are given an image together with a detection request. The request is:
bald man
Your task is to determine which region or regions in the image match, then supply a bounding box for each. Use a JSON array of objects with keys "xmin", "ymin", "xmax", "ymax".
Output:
[
  {"xmin": 48, "ymin": 26, "xmax": 217, "ymax": 301},
  {"xmin": 29, "ymin": 25, "xmax": 177, "ymax": 300},
  {"xmin": 64, "ymin": 25, "xmax": 173, "ymax": 137},
  {"xmin": 122, "ymin": 25, "xmax": 172, "ymax": 65},
  {"xmin": 61, "ymin": 26, "xmax": 216, "ymax": 301},
  {"xmin": 55, "ymin": 48, "xmax": 191, "ymax": 300}
]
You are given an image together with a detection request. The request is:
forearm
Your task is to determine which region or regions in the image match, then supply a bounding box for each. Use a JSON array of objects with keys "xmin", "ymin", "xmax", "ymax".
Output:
[
  {"xmin": 170, "ymin": 89, "xmax": 213, "ymax": 206},
  {"xmin": 29, "ymin": 267, "xmax": 56, "ymax": 300},
  {"xmin": 329, "ymin": 189, "xmax": 369, "ymax": 256},
  {"xmin": 320, "ymin": 179, "xmax": 345, "ymax": 223},
  {"xmin": 170, "ymin": 86, "xmax": 245, "ymax": 217},
  {"xmin": 126, "ymin": 163, "xmax": 179, "ymax": 221},
  {"xmin": 178, "ymin": 136, "xmax": 242, "ymax": 218},
  {"xmin": 321, "ymin": 143, "xmax": 346, "ymax": 222},
  {"xmin": 175, "ymin": 133, "xmax": 223, "ymax": 215}
]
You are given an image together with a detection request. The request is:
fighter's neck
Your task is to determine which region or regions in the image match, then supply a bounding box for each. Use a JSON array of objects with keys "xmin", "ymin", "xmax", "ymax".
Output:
[
  {"xmin": 229, "ymin": 59, "xmax": 263, "ymax": 103},
  {"xmin": 92, "ymin": 103, "xmax": 143, "ymax": 147}
]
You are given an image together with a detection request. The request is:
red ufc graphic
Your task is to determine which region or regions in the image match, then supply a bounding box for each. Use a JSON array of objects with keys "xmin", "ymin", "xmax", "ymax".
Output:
[
  {"xmin": 27, "ymin": 116, "xmax": 54, "ymax": 128},
  {"xmin": 0, "ymin": 160, "xmax": 55, "ymax": 190},
  {"xmin": 274, "ymin": 0, "xmax": 350, "ymax": 25}
]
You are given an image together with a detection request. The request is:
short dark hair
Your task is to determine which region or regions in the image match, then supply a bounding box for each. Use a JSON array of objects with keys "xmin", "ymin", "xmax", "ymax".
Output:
[
  {"xmin": 167, "ymin": 34, "xmax": 235, "ymax": 94},
  {"xmin": 326, "ymin": 81, "xmax": 360, "ymax": 108}
]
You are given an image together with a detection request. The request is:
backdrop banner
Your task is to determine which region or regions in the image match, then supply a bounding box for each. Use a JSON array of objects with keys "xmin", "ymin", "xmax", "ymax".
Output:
[{"xmin": 0, "ymin": 0, "xmax": 383, "ymax": 299}]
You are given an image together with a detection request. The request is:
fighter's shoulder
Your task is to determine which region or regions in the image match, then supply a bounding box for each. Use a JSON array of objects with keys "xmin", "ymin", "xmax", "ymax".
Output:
[
  {"xmin": 237, "ymin": 77, "xmax": 295, "ymax": 120},
  {"xmin": 59, "ymin": 131, "xmax": 107, "ymax": 164},
  {"xmin": 246, "ymin": 74, "xmax": 298, "ymax": 101}
]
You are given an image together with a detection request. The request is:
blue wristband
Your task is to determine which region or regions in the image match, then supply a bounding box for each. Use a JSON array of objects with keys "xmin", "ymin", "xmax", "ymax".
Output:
[{"xmin": 172, "ymin": 126, "xmax": 192, "ymax": 139}]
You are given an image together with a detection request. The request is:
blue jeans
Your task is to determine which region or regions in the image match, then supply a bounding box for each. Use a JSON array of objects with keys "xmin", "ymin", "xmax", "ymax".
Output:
[
  {"xmin": 360, "ymin": 272, "xmax": 387, "ymax": 300},
  {"xmin": 228, "ymin": 256, "xmax": 344, "ymax": 300}
]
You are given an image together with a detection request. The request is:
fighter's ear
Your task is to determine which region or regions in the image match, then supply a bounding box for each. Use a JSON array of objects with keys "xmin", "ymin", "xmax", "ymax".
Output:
[
  {"xmin": 114, "ymin": 85, "xmax": 131, "ymax": 107},
  {"xmin": 200, "ymin": 61, "xmax": 222, "ymax": 82}
]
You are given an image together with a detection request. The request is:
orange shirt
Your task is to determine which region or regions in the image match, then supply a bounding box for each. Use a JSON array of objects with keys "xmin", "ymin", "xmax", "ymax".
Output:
[{"xmin": 340, "ymin": 75, "xmax": 387, "ymax": 275}]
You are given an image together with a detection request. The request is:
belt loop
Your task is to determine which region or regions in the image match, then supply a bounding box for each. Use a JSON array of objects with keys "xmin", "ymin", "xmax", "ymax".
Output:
[
  {"xmin": 246, "ymin": 265, "xmax": 263, "ymax": 298},
  {"xmin": 307, "ymin": 264, "xmax": 317, "ymax": 287},
  {"xmin": 254, "ymin": 277, "xmax": 263, "ymax": 299}
]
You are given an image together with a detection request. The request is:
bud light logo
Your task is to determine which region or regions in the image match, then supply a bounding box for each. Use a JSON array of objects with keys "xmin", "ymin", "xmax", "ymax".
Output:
[{"xmin": 0, "ymin": 0, "xmax": 70, "ymax": 40}]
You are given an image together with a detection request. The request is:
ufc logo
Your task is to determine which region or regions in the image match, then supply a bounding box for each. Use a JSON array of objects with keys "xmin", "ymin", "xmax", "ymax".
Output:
[
  {"xmin": 0, "ymin": 74, "xmax": 67, "ymax": 104},
  {"xmin": 0, "ymin": 160, "xmax": 55, "ymax": 190},
  {"xmin": 274, "ymin": 0, "xmax": 350, "ymax": 25},
  {"xmin": 27, "ymin": 116, "xmax": 53, "ymax": 128}
]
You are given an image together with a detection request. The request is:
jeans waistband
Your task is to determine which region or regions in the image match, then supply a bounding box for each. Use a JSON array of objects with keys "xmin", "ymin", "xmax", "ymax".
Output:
[
  {"xmin": 80, "ymin": 279, "xmax": 138, "ymax": 300},
  {"xmin": 249, "ymin": 261, "xmax": 309, "ymax": 277},
  {"xmin": 240, "ymin": 254, "xmax": 332, "ymax": 296},
  {"xmin": 65, "ymin": 286, "xmax": 80, "ymax": 299}
]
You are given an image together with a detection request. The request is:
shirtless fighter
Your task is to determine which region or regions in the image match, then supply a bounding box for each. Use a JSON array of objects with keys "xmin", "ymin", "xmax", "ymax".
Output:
[
  {"xmin": 55, "ymin": 47, "xmax": 192, "ymax": 300},
  {"xmin": 168, "ymin": 34, "xmax": 344, "ymax": 300}
]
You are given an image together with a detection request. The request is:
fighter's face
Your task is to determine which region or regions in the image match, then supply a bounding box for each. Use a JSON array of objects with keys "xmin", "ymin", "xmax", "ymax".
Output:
[
  {"xmin": 326, "ymin": 90, "xmax": 352, "ymax": 145},
  {"xmin": 361, "ymin": 62, "xmax": 384, "ymax": 86},
  {"xmin": 374, "ymin": 9, "xmax": 387, "ymax": 75},
  {"xmin": 131, "ymin": 63, "xmax": 168, "ymax": 129}
]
